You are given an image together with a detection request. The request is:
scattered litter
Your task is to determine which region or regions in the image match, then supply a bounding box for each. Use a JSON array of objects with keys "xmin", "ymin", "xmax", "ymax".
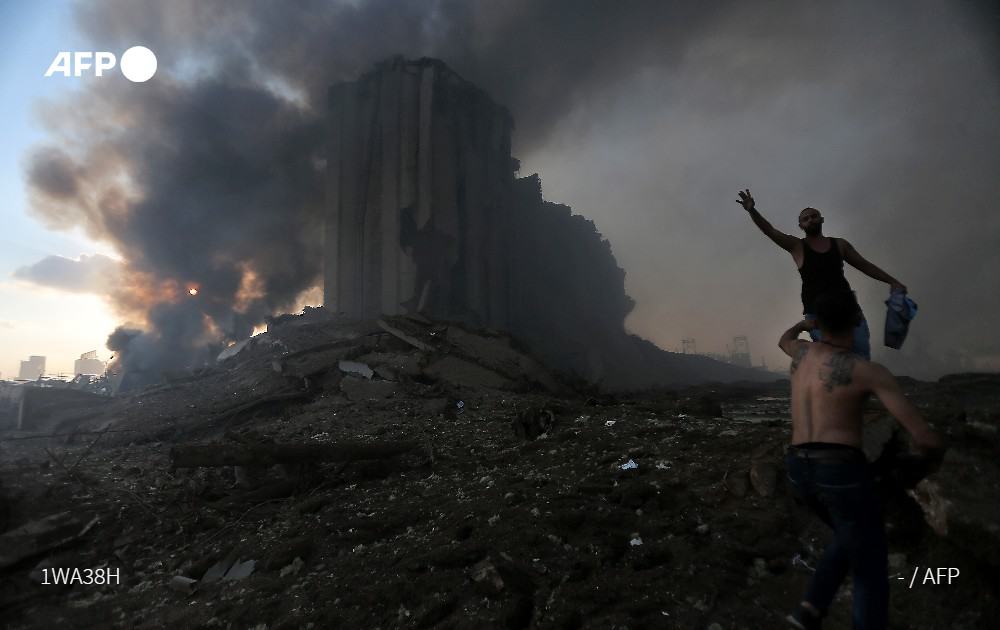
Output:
[
  {"xmin": 216, "ymin": 338, "xmax": 252, "ymax": 362},
  {"xmin": 791, "ymin": 553, "xmax": 815, "ymax": 572},
  {"xmin": 168, "ymin": 575, "xmax": 198, "ymax": 594},
  {"xmin": 629, "ymin": 536, "xmax": 643, "ymax": 547},
  {"xmin": 338, "ymin": 360, "xmax": 374, "ymax": 380},
  {"xmin": 201, "ymin": 559, "xmax": 231, "ymax": 584},
  {"xmin": 280, "ymin": 557, "xmax": 305, "ymax": 578},
  {"xmin": 456, "ymin": 400, "xmax": 465, "ymax": 414},
  {"xmin": 68, "ymin": 592, "xmax": 104, "ymax": 608},
  {"xmin": 222, "ymin": 559, "xmax": 256, "ymax": 581},
  {"xmin": 605, "ymin": 420, "xmax": 617, "ymax": 427},
  {"xmin": 655, "ymin": 460, "xmax": 671, "ymax": 470},
  {"xmin": 470, "ymin": 558, "xmax": 505, "ymax": 593},
  {"xmin": 620, "ymin": 459, "xmax": 638, "ymax": 470}
]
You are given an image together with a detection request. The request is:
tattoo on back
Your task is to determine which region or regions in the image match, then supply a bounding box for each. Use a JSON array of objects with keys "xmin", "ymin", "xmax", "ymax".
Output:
[
  {"xmin": 790, "ymin": 345, "xmax": 808, "ymax": 374},
  {"xmin": 820, "ymin": 352, "xmax": 855, "ymax": 391}
]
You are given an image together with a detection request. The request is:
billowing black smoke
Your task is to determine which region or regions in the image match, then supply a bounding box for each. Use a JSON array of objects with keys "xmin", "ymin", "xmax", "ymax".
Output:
[
  {"xmin": 23, "ymin": 0, "xmax": 1000, "ymax": 383},
  {"xmin": 24, "ymin": 0, "xmax": 736, "ymax": 383}
]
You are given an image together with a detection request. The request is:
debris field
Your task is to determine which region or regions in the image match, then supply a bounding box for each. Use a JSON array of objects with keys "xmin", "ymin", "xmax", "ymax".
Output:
[{"xmin": 1, "ymin": 312, "xmax": 997, "ymax": 629}]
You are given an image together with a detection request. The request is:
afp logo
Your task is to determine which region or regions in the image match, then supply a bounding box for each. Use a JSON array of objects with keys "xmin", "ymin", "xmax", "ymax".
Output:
[{"xmin": 45, "ymin": 46, "xmax": 157, "ymax": 82}]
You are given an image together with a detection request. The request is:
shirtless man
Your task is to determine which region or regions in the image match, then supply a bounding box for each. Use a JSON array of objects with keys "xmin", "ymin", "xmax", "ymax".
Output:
[
  {"xmin": 738, "ymin": 188, "xmax": 906, "ymax": 359},
  {"xmin": 779, "ymin": 290, "xmax": 942, "ymax": 630}
]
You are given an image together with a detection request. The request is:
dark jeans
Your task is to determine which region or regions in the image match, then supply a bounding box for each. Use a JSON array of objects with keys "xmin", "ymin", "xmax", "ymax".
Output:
[{"xmin": 786, "ymin": 445, "xmax": 888, "ymax": 629}]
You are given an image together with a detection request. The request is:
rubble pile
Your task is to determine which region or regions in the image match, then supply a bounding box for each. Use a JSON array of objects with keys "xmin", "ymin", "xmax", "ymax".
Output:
[{"xmin": 0, "ymin": 318, "xmax": 997, "ymax": 629}]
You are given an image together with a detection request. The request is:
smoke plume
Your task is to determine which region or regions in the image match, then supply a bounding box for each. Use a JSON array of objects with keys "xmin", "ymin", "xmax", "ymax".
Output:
[{"xmin": 25, "ymin": 0, "xmax": 1000, "ymax": 380}]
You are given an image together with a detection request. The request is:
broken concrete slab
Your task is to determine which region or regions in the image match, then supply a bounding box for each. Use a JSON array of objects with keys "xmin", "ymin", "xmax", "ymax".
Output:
[
  {"xmin": 223, "ymin": 558, "xmax": 256, "ymax": 581},
  {"xmin": 217, "ymin": 338, "xmax": 253, "ymax": 363},
  {"xmin": 444, "ymin": 326, "xmax": 565, "ymax": 393},
  {"xmin": 201, "ymin": 559, "xmax": 232, "ymax": 584},
  {"xmin": 749, "ymin": 461, "xmax": 778, "ymax": 497},
  {"xmin": 0, "ymin": 511, "xmax": 99, "ymax": 570},
  {"xmin": 422, "ymin": 356, "xmax": 512, "ymax": 390},
  {"xmin": 354, "ymin": 352, "xmax": 424, "ymax": 377},
  {"xmin": 276, "ymin": 341, "xmax": 369, "ymax": 379},
  {"xmin": 17, "ymin": 387, "xmax": 111, "ymax": 432},
  {"xmin": 338, "ymin": 360, "xmax": 374, "ymax": 380},
  {"xmin": 377, "ymin": 319, "xmax": 434, "ymax": 352},
  {"xmin": 169, "ymin": 575, "xmax": 198, "ymax": 594},
  {"xmin": 909, "ymin": 449, "xmax": 1000, "ymax": 565}
]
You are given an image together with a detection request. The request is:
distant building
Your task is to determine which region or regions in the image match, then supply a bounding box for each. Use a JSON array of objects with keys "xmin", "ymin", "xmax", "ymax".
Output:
[
  {"xmin": 18, "ymin": 356, "xmax": 45, "ymax": 380},
  {"xmin": 74, "ymin": 350, "xmax": 106, "ymax": 376}
]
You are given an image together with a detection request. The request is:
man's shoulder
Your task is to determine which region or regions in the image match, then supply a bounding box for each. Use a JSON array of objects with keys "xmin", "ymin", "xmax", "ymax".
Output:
[{"xmin": 850, "ymin": 357, "xmax": 893, "ymax": 387}]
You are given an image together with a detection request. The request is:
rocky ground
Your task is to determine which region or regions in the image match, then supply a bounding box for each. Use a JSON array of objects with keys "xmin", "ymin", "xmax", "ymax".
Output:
[{"xmin": 1, "ymin": 313, "xmax": 997, "ymax": 629}]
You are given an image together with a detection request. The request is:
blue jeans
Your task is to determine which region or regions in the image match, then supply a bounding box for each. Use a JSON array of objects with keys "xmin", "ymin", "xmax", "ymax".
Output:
[
  {"xmin": 804, "ymin": 312, "xmax": 871, "ymax": 359},
  {"xmin": 786, "ymin": 446, "xmax": 888, "ymax": 629}
]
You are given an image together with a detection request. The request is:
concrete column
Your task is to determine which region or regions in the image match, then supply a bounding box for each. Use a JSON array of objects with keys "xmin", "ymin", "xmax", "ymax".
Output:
[
  {"xmin": 359, "ymin": 77, "xmax": 382, "ymax": 317},
  {"xmin": 337, "ymin": 78, "xmax": 360, "ymax": 316},
  {"xmin": 379, "ymin": 67, "xmax": 401, "ymax": 315},
  {"xmin": 417, "ymin": 65, "xmax": 435, "ymax": 229},
  {"xmin": 324, "ymin": 83, "xmax": 345, "ymax": 310},
  {"xmin": 432, "ymin": 90, "xmax": 459, "ymax": 247},
  {"xmin": 398, "ymin": 67, "xmax": 420, "ymax": 307}
]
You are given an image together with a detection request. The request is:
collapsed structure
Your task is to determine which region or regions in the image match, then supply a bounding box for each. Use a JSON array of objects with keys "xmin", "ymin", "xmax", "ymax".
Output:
[{"xmin": 324, "ymin": 58, "xmax": 768, "ymax": 388}]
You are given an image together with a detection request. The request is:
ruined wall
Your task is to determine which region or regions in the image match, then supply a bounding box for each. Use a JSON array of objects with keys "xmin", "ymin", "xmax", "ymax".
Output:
[
  {"xmin": 506, "ymin": 175, "xmax": 635, "ymax": 385},
  {"xmin": 325, "ymin": 57, "xmax": 513, "ymax": 327}
]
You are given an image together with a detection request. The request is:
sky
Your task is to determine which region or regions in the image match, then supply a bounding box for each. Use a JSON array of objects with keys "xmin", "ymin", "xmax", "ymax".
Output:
[
  {"xmin": 0, "ymin": 1, "xmax": 121, "ymax": 378},
  {"xmin": 1, "ymin": 0, "xmax": 998, "ymax": 381}
]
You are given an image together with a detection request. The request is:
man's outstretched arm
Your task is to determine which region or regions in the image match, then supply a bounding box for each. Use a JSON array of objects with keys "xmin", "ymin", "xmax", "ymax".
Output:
[
  {"xmin": 737, "ymin": 189, "xmax": 799, "ymax": 253},
  {"xmin": 839, "ymin": 238, "xmax": 907, "ymax": 292}
]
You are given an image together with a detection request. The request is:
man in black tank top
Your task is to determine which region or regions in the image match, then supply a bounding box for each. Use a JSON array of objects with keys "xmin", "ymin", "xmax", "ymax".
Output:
[{"xmin": 736, "ymin": 189, "xmax": 906, "ymax": 359}]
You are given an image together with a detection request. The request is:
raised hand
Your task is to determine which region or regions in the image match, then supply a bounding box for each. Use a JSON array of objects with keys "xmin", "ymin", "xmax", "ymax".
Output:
[{"xmin": 736, "ymin": 189, "xmax": 755, "ymax": 212}]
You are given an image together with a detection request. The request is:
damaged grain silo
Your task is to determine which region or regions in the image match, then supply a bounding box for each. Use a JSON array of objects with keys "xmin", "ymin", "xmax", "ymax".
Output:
[{"xmin": 325, "ymin": 57, "xmax": 767, "ymax": 389}]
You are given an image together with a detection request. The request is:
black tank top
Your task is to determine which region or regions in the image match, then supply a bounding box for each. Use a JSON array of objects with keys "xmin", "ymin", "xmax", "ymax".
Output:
[{"xmin": 798, "ymin": 238, "xmax": 854, "ymax": 313}]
